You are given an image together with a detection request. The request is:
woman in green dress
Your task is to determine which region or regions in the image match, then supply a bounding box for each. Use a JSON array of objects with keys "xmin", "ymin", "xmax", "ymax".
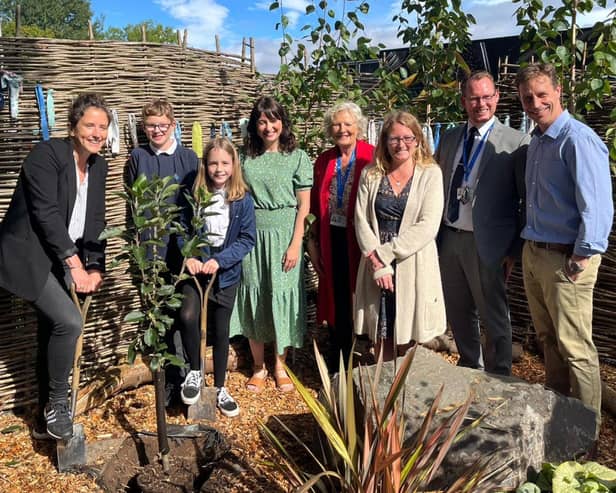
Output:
[{"xmin": 234, "ymin": 96, "xmax": 312, "ymax": 392}]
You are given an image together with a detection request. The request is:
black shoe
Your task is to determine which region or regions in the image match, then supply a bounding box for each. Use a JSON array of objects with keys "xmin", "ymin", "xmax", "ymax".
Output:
[
  {"xmin": 44, "ymin": 401, "xmax": 73, "ymax": 440},
  {"xmin": 181, "ymin": 370, "xmax": 203, "ymax": 406},
  {"xmin": 216, "ymin": 387, "xmax": 239, "ymax": 417}
]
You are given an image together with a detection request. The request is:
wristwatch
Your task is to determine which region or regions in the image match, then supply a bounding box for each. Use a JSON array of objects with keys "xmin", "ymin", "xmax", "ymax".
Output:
[{"xmin": 567, "ymin": 258, "xmax": 586, "ymax": 275}]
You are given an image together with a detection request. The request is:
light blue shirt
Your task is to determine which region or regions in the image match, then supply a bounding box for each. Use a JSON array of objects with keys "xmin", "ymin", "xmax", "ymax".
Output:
[{"xmin": 522, "ymin": 110, "xmax": 613, "ymax": 256}]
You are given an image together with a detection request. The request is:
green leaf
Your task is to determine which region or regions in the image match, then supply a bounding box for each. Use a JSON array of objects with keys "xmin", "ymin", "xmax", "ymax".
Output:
[
  {"xmin": 1, "ymin": 424, "xmax": 23, "ymax": 434},
  {"xmin": 516, "ymin": 483, "xmax": 541, "ymax": 493},
  {"xmin": 127, "ymin": 342, "xmax": 136, "ymax": 364},
  {"xmin": 124, "ymin": 311, "xmax": 145, "ymax": 323},
  {"xmin": 590, "ymin": 78, "xmax": 603, "ymax": 91},
  {"xmin": 144, "ymin": 328, "xmax": 157, "ymax": 346},
  {"xmin": 98, "ymin": 226, "xmax": 124, "ymax": 240},
  {"xmin": 166, "ymin": 354, "xmax": 186, "ymax": 369}
]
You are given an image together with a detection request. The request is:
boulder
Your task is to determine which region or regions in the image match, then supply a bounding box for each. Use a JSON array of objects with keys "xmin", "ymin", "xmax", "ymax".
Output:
[{"xmin": 355, "ymin": 346, "xmax": 596, "ymax": 489}]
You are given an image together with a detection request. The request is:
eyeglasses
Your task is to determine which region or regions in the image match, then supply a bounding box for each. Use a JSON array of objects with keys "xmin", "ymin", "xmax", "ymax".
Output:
[
  {"xmin": 387, "ymin": 135, "xmax": 416, "ymax": 145},
  {"xmin": 467, "ymin": 94, "xmax": 497, "ymax": 105},
  {"xmin": 144, "ymin": 123, "xmax": 172, "ymax": 132}
]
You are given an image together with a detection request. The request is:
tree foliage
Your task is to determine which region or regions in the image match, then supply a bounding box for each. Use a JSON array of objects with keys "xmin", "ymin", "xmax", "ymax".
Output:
[
  {"xmin": 394, "ymin": 0, "xmax": 475, "ymax": 123},
  {"xmin": 96, "ymin": 17, "xmax": 178, "ymax": 44},
  {"xmin": 269, "ymin": 0, "xmax": 475, "ymax": 152},
  {"xmin": 514, "ymin": 0, "xmax": 616, "ymax": 159},
  {"xmin": 0, "ymin": 0, "xmax": 92, "ymax": 39},
  {"xmin": 269, "ymin": 0, "xmax": 384, "ymax": 151},
  {"xmin": 100, "ymin": 174, "xmax": 212, "ymax": 372}
]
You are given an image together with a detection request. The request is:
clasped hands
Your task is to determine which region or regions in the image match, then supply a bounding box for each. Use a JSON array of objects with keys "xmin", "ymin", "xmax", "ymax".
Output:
[
  {"xmin": 72, "ymin": 267, "xmax": 103, "ymax": 293},
  {"xmin": 186, "ymin": 257, "xmax": 220, "ymax": 276},
  {"xmin": 367, "ymin": 250, "xmax": 394, "ymax": 292}
]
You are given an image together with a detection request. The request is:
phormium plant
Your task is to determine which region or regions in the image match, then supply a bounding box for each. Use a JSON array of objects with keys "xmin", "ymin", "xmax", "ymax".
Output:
[{"xmin": 260, "ymin": 341, "xmax": 495, "ymax": 492}]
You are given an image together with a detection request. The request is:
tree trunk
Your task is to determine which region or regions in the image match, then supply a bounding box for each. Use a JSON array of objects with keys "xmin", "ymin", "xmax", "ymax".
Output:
[{"xmin": 152, "ymin": 368, "xmax": 170, "ymax": 472}]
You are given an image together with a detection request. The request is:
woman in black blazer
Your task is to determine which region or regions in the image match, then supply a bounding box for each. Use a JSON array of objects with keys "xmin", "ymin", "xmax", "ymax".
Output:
[{"xmin": 0, "ymin": 93, "xmax": 111, "ymax": 440}]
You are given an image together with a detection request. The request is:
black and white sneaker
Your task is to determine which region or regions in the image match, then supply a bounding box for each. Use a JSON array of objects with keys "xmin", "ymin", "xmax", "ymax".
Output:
[
  {"xmin": 216, "ymin": 387, "xmax": 239, "ymax": 417},
  {"xmin": 181, "ymin": 370, "xmax": 203, "ymax": 405},
  {"xmin": 44, "ymin": 401, "xmax": 73, "ymax": 440}
]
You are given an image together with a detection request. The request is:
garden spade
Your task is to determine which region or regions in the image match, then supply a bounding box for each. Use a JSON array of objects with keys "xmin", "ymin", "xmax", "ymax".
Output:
[
  {"xmin": 56, "ymin": 285, "xmax": 91, "ymax": 472},
  {"xmin": 187, "ymin": 273, "xmax": 217, "ymax": 422}
]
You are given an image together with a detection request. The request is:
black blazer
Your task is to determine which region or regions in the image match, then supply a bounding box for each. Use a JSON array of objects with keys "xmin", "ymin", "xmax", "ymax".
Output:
[{"xmin": 0, "ymin": 138, "xmax": 108, "ymax": 301}]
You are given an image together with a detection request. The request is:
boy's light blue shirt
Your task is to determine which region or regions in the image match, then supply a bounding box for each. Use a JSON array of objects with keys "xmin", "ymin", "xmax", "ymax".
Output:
[{"xmin": 522, "ymin": 110, "xmax": 613, "ymax": 256}]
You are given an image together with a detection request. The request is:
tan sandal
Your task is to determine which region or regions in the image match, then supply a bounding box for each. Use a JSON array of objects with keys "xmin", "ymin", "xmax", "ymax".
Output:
[
  {"xmin": 274, "ymin": 369, "xmax": 294, "ymax": 392},
  {"xmin": 246, "ymin": 367, "xmax": 268, "ymax": 393}
]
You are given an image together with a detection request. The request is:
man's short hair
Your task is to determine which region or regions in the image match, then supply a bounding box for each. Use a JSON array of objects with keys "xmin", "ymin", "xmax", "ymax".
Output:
[
  {"xmin": 515, "ymin": 63, "xmax": 560, "ymax": 89},
  {"xmin": 141, "ymin": 98, "xmax": 174, "ymax": 121},
  {"xmin": 461, "ymin": 71, "xmax": 495, "ymax": 95}
]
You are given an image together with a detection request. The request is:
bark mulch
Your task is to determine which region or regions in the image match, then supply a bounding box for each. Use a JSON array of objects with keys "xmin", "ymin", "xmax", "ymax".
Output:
[{"xmin": 0, "ymin": 346, "xmax": 614, "ymax": 492}]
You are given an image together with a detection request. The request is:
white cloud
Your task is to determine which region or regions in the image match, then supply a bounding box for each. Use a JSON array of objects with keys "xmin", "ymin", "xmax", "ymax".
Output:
[
  {"xmin": 255, "ymin": 0, "xmax": 308, "ymax": 13},
  {"xmin": 578, "ymin": 7, "xmax": 612, "ymax": 27},
  {"xmin": 155, "ymin": 0, "xmax": 232, "ymax": 49},
  {"xmin": 253, "ymin": 37, "xmax": 283, "ymax": 74}
]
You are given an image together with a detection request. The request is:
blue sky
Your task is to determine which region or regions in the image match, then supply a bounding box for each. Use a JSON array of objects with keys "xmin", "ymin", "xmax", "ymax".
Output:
[{"xmin": 90, "ymin": 0, "xmax": 612, "ymax": 74}]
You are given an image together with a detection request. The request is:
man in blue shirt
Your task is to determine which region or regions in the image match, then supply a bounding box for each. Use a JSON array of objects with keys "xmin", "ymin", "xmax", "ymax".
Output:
[{"xmin": 516, "ymin": 63, "xmax": 612, "ymax": 437}]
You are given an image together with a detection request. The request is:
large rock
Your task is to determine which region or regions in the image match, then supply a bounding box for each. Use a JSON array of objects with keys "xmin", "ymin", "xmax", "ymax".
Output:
[{"xmin": 354, "ymin": 346, "xmax": 596, "ymax": 489}]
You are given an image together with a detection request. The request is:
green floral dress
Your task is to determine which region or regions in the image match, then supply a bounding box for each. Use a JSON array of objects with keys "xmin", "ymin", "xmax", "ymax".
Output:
[{"xmin": 230, "ymin": 149, "xmax": 313, "ymax": 351}]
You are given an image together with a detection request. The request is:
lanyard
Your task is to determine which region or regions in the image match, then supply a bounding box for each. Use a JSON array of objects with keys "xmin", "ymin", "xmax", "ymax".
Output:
[
  {"xmin": 336, "ymin": 149, "xmax": 355, "ymax": 208},
  {"xmin": 462, "ymin": 122, "xmax": 494, "ymax": 182}
]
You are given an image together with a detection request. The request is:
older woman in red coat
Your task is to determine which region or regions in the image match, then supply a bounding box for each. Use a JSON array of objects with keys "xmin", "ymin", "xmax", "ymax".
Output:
[{"xmin": 307, "ymin": 101, "xmax": 375, "ymax": 371}]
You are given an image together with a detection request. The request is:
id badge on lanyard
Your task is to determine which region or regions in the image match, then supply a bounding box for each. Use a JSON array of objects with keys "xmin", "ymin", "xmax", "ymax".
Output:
[
  {"xmin": 330, "ymin": 213, "xmax": 347, "ymax": 227},
  {"xmin": 330, "ymin": 150, "xmax": 355, "ymax": 228}
]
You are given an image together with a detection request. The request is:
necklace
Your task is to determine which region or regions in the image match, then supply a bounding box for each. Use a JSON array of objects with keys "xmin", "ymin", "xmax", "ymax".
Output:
[{"xmin": 389, "ymin": 162, "xmax": 414, "ymax": 188}]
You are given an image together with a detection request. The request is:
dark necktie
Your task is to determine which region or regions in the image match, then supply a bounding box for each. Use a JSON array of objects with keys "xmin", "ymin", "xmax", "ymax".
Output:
[{"xmin": 447, "ymin": 126, "xmax": 477, "ymax": 223}]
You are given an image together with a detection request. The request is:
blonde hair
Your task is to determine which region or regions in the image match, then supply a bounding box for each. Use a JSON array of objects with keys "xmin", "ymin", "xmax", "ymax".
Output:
[
  {"xmin": 370, "ymin": 110, "xmax": 436, "ymax": 178},
  {"xmin": 193, "ymin": 137, "xmax": 247, "ymax": 202}
]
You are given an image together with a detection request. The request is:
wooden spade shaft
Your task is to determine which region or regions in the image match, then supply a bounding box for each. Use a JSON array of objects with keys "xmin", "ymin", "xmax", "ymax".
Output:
[
  {"xmin": 70, "ymin": 286, "xmax": 92, "ymax": 419},
  {"xmin": 195, "ymin": 273, "xmax": 217, "ymax": 377}
]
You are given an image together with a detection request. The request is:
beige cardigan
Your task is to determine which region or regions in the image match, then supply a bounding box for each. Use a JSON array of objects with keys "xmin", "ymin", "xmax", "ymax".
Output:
[{"xmin": 353, "ymin": 164, "xmax": 446, "ymax": 344}]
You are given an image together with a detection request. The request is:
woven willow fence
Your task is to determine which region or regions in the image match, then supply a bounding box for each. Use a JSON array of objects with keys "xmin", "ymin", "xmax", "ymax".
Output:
[{"xmin": 0, "ymin": 37, "xmax": 261, "ymax": 411}]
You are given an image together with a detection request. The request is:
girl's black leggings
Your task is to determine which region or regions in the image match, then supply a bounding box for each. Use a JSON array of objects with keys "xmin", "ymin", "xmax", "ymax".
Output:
[{"xmin": 178, "ymin": 278, "xmax": 236, "ymax": 388}]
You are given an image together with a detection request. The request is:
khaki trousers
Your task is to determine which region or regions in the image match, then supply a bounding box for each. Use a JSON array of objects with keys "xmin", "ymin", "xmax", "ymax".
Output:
[{"xmin": 522, "ymin": 242, "xmax": 602, "ymax": 433}]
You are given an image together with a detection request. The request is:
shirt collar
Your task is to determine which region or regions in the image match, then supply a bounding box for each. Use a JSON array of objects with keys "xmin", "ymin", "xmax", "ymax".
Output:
[
  {"xmin": 212, "ymin": 187, "xmax": 228, "ymax": 199},
  {"xmin": 149, "ymin": 137, "xmax": 178, "ymax": 156},
  {"xmin": 532, "ymin": 110, "xmax": 569, "ymax": 140},
  {"xmin": 467, "ymin": 116, "xmax": 495, "ymax": 138}
]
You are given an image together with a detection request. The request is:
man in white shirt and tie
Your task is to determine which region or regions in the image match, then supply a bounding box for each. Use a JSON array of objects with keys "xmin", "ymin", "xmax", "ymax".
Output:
[{"xmin": 435, "ymin": 71, "xmax": 530, "ymax": 375}]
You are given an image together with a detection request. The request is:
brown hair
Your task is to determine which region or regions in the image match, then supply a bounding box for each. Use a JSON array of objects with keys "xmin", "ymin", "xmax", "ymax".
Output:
[
  {"xmin": 193, "ymin": 137, "xmax": 247, "ymax": 202},
  {"xmin": 68, "ymin": 93, "xmax": 111, "ymax": 131},
  {"xmin": 515, "ymin": 63, "xmax": 560, "ymax": 89},
  {"xmin": 141, "ymin": 98, "xmax": 175, "ymax": 121},
  {"xmin": 245, "ymin": 96, "xmax": 297, "ymax": 157},
  {"xmin": 371, "ymin": 111, "xmax": 436, "ymax": 178}
]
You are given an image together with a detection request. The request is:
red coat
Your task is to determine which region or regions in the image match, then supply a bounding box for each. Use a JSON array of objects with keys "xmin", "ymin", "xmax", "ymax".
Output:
[{"xmin": 310, "ymin": 139, "xmax": 375, "ymax": 325}]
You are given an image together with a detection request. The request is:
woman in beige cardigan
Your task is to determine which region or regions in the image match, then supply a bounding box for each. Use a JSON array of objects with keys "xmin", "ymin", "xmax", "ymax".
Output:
[{"xmin": 354, "ymin": 111, "xmax": 446, "ymax": 361}]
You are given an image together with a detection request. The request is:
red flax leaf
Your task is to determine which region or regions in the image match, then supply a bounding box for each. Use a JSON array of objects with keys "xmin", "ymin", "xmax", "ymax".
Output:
[{"xmin": 426, "ymin": 392, "xmax": 474, "ymax": 484}]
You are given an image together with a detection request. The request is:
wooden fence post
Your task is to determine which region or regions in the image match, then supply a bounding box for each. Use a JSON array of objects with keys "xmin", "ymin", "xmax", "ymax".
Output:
[
  {"xmin": 15, "ymin": 4, "xmax": 21, "ymax": 37},
  {"xmin": 250, "ymin": 37, "xmax": 255, "ymax": 73}
]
